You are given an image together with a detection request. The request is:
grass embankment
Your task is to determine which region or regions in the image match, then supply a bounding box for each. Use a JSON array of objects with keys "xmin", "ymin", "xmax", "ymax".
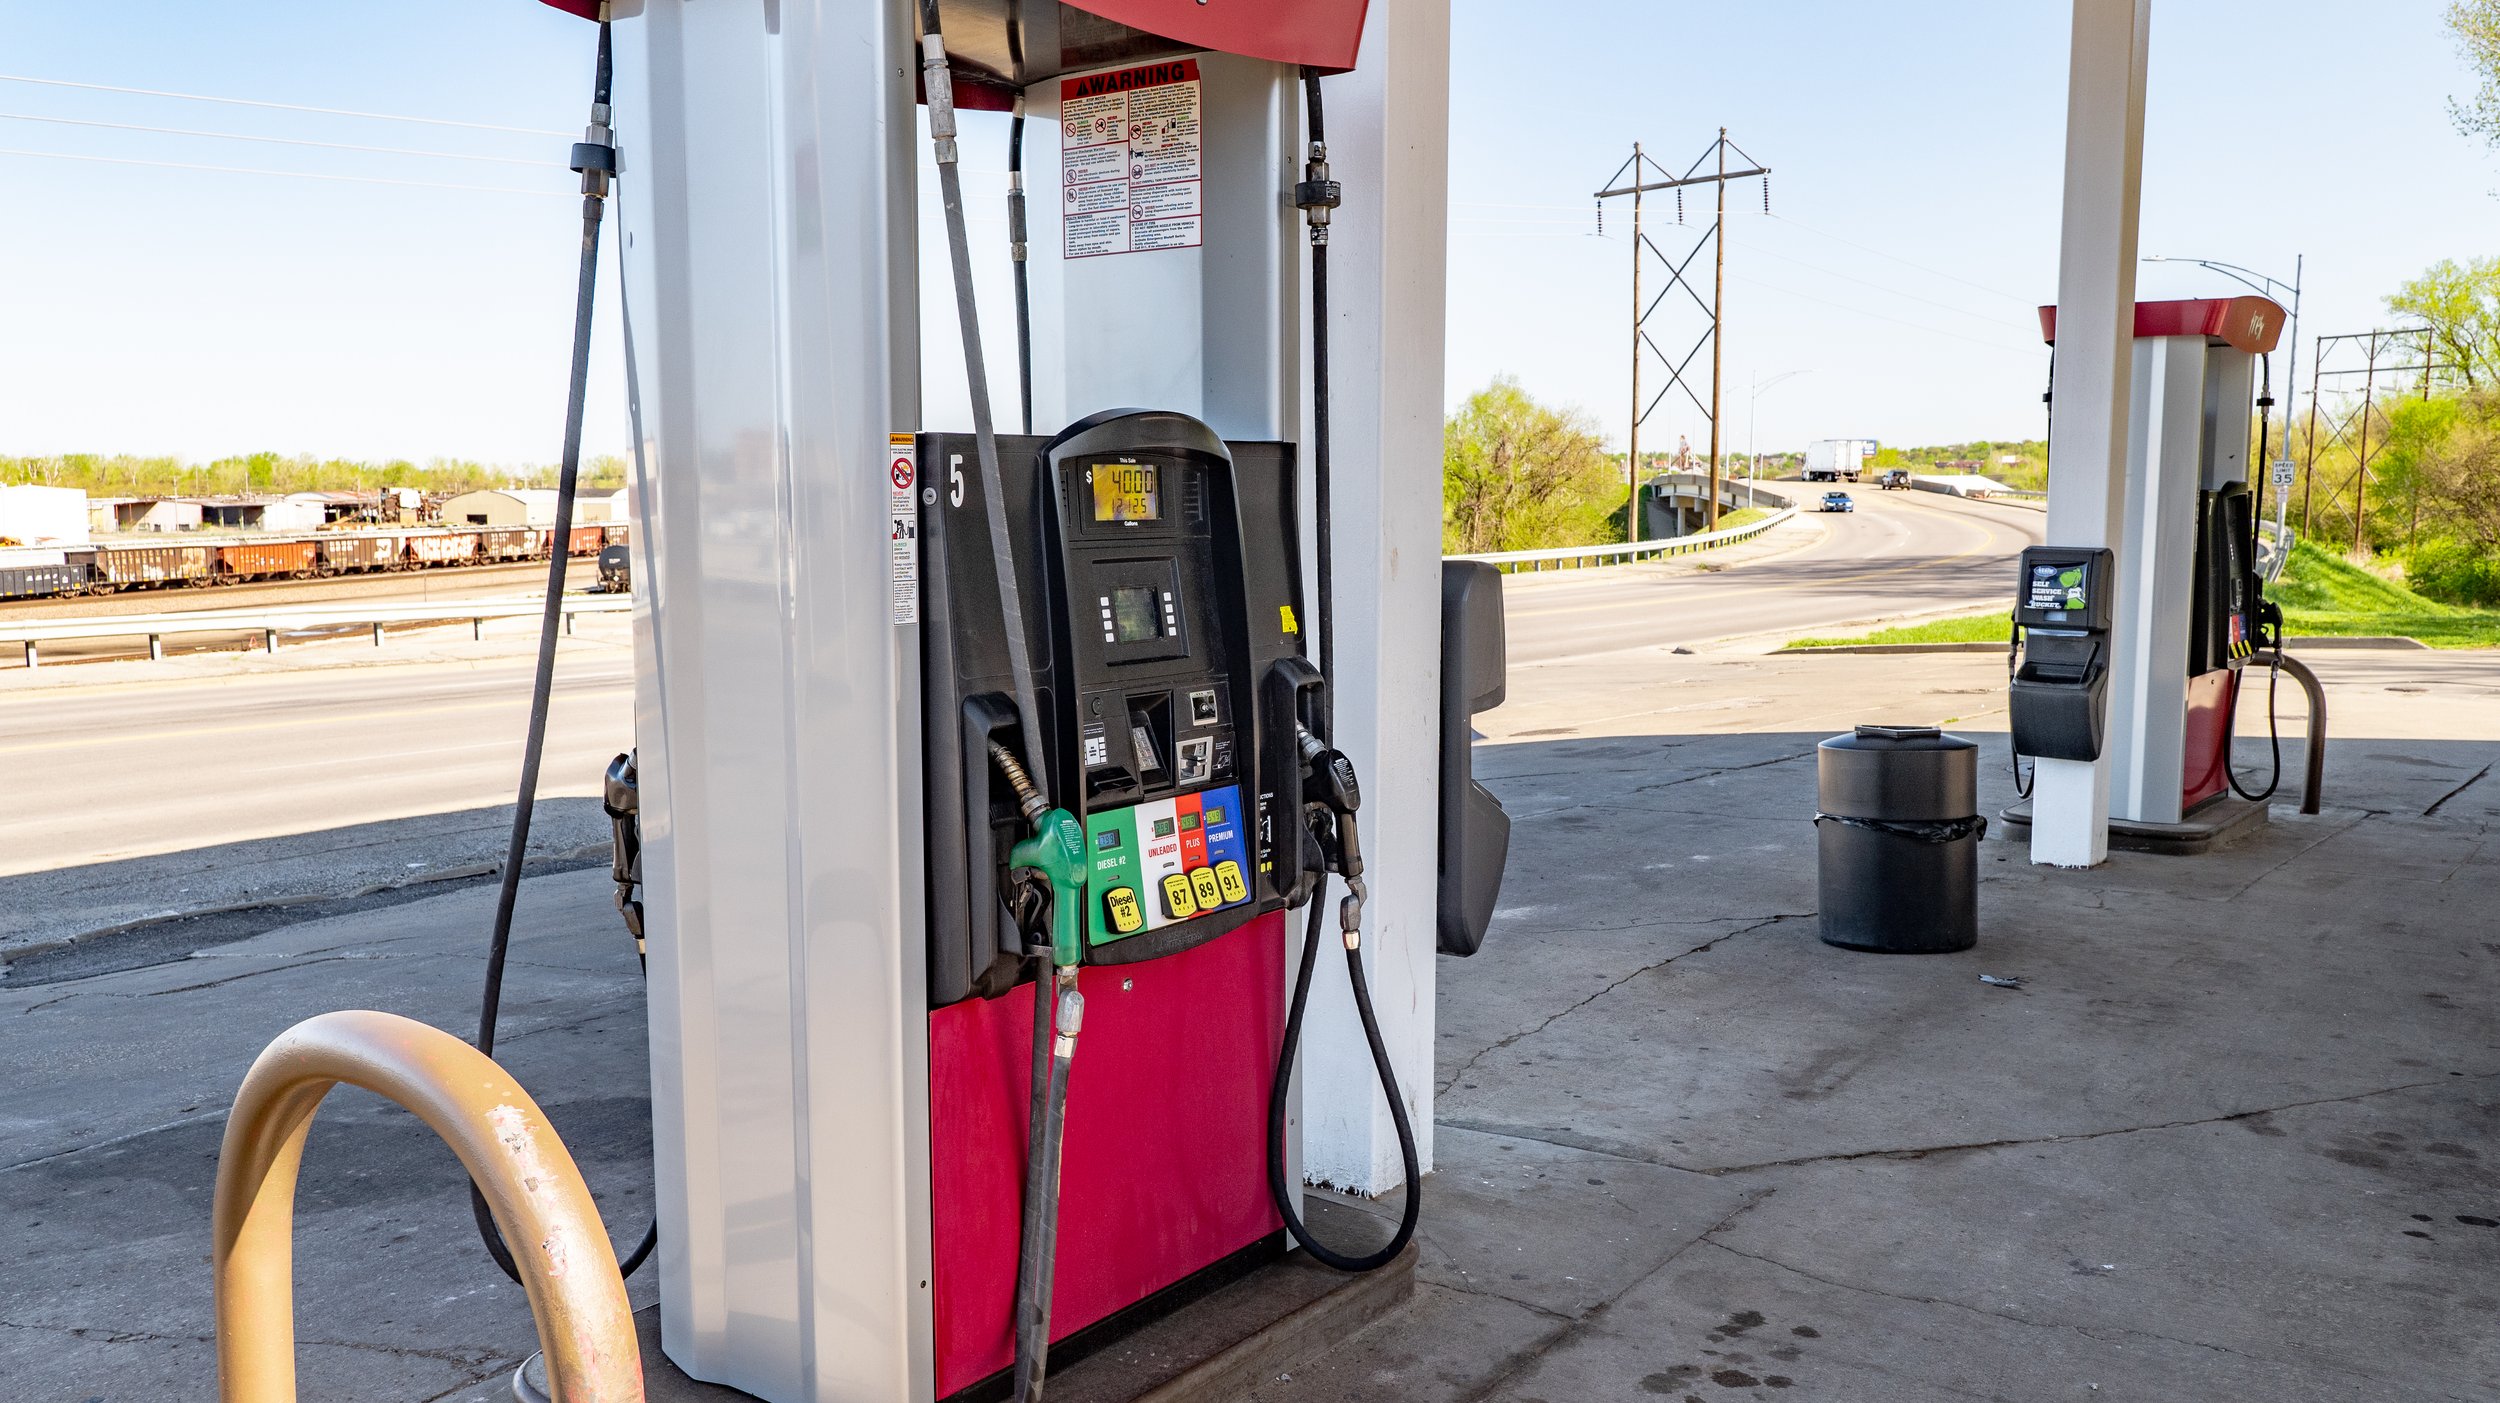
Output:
[
  {"xmin": 1783, "ymin": 540, "xmax": 2500, "ymax": 650},
  {"xmin": 1711, "ymin": 505, "xmax": 1776, "ymax": 532}
]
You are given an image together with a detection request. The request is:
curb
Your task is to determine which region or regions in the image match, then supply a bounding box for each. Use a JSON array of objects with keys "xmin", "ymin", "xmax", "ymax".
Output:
[{"xmin": 1778, "ymin": 641, "xmax": 2006, "ymax": 655}]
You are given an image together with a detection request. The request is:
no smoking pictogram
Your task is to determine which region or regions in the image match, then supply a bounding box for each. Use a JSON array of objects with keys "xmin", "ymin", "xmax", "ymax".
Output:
[{"xmin": 891, "ymin": 457, "xmax": 914, "ymax": 491}]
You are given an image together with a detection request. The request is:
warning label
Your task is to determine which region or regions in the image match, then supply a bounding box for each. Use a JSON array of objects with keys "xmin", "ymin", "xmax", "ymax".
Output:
[
  {"xmin": 887, "ymin": 432, "xmax": 919, "ymax": 625},
  {"xmin": 1061, "ymin": 59, "xmax": 1202, "ymax": 260}
]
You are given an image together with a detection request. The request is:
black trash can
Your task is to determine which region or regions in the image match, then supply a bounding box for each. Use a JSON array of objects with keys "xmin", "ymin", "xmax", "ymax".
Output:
[{"xmin": 1815, "ymin": 725, "xmax": 1984, "ymax": 953}]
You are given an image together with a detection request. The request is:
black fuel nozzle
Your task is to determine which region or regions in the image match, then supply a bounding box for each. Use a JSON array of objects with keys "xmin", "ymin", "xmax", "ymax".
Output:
[
  {"xmin": 602, "ymin": 750, "xmax": 645, "ymax": 957},
  {"xmin": 1294, "ymin": 725, "xmax": 1364, "ymax": 879}
]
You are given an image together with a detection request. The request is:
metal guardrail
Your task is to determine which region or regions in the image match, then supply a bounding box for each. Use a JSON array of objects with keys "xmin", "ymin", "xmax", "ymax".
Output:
[
  {"xmin": 2258, "ymin": 520, "xmax": 2295, "ymax": 582},
  {"xmin": 1451, "ymin": 506, "xmax": 1800, "ymax": 573},
  {"xmin": 3, "ymin": 593, "xmax": 629, "ymax": 667}
]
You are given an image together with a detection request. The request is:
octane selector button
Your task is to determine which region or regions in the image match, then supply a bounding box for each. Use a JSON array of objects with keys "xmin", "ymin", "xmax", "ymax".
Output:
[
  {"xmin": 1103, "ymin": 886, "xmax": 1144, "ymax": 935},
  {"xmin": 1212, "ymin": 860, "xmax": 1247, "ymax": 904},
  {"xmin": 1159, "ymin": 873, "xmax": 1199, "ymax": 920},
  {"xmin": 1187, "ymin": 866, "xmax": 1223, "ymax": 909}
]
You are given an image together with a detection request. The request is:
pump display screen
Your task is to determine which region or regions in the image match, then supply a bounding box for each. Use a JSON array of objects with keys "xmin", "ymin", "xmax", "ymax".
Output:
[
  {"xmin": 1091, "ymin": 462, "xmax": 1161, "ymax": 522},
  {"xmin": 1110, "ymin": 586, "xmax": 1163, "ymax": 642}
]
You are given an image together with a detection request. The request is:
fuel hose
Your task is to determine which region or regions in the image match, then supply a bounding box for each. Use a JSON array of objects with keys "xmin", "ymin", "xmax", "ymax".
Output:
[
  {"xmin": 467, "ymin": 18, "xmax": 657, "ymax": 1286},
  {"xmin": 919, "ymin": 10, "xmax": 1073, "ymax": 1401},
  {"xmin": 1261, "ymin": 67, "xmax": 1422, "ymax": 1277}
]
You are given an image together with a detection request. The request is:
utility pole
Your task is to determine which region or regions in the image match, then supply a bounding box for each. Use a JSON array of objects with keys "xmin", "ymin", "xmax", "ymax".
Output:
[
  {"xmin": 1628, "ymin": 143, "xmax": 1644, "ymax": 545},
  {"xmin": 1708, "ymin": 129, "xmax": 1728, "ymax": 530},
  {"xmin": 1594, "ymin": 132, "xmax": 1769, "ymax": 540}
]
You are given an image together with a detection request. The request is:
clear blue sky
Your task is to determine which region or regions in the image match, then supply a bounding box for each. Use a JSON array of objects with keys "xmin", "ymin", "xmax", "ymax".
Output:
[{"xmin": 0, "ymin": 1, "xmax": 2489, "ymax": 465}]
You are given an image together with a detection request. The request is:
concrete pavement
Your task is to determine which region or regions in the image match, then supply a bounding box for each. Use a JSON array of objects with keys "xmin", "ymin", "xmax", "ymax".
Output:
[{"xmin": 6, "ymin": 644, "xmax": 2493, "ymax": 1401}]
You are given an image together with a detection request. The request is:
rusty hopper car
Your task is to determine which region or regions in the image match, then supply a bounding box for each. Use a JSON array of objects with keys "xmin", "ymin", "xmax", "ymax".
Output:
[
  {"xmin": 215, "ymin": 540, "xmax": 320, "ymax": 582},
  {"xmin": 317, "ymin": 534, "xmax": 401, "ymax": 575},
  {"xmin": 564, "ymin": 524, "xmax": 603, "ymax": 555},
  {"xmin": 601, "ymin": 522, "xmax": 632, "ymax": 548},
  {"xmin": 0, "ymin": 560, "xmax": 89, "ymax": 600},
  {"xmin": 83, "ymin": 543, "xmax": 214, "ymax": 591},
  {"xmin": 478, "ymin": 527, "xmax": 541, "ymax": 562},
  {"xmin": 404, "ymin": 531, "xmax": 480, "ymax": 567}
]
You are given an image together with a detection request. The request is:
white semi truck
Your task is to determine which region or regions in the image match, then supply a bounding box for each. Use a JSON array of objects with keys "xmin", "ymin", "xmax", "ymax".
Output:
[{"xmin": 1803, "ymin": 439, "xmax": 1874, "ymax": 482}]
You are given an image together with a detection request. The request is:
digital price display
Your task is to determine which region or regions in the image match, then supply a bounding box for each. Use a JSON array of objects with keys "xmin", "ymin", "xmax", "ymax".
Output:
[{"xmin": 1091, "ymin": 461, "xmax": 1160, "ymax": 523}]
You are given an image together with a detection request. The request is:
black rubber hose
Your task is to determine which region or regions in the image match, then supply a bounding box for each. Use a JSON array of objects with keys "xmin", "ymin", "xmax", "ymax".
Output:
[
  {"xmin": 469, "ymin": 21, "xmax": 656, "ymax": 1286},
  {"xmin": 1304, "ymin": 68, "xmax": 1334, "ymax": 738},
  {"xmin": 1011, "ymin": 966, "xmax": 1072, "ymax": 1403},
  {"xmin": 1009, "ymin": 105, "xmax": 1034, "ymax": 437},
  {"xmin": 1267, "ymin": 883, "xmax": 1422, "ymax": 1272},
  {"xmin": 2226, "ymin": 652, "xmax": 2285, "ymax": 802}
]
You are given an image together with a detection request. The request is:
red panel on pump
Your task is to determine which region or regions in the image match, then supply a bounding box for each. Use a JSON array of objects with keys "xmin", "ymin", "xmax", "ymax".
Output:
[
  {"xmin": 2181, "ymin": 669, "xmax": 2237, "ymax": 813},
  {"xmin": 928, "ymin": 914, "xmax": 1287, "ymax": 1399}
]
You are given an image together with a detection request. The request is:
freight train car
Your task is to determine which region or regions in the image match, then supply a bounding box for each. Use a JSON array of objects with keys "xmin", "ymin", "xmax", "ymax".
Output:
[
  {"xmin": 565, "ymin": 524, "xmax": 603, "ymax": 556},
  {"xmin": 215, "ymin": 540, "xmax": 320, "ymax": 583},
  {"xmin": 82, "ymin": 543, "xmax": 214, "ymax": 591},
  {"xmin": 601, "ymin": 522, "xmax": 632, "ymax": 548},
  {"xmin": 478, "ymin": 527, "xmax": 541, "ymax": 563},
  {"xmin": 317, "ymin": 534, "xmax": 401, "ymax": 575},
  {"xmin": 404, "ymin": 531, "xmax": 480, "ymax": 568},
  {"xmin": 0, "ymin": 561, "xmax": 90, "ymax": 600}
]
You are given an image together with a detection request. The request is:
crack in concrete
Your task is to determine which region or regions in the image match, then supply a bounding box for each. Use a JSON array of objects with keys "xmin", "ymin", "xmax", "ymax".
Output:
[
  {"xmin": 1628, "ymin": 751, "xmax": 1817, "ymax": 794},
  {"xmin": 2424, "ymin": 761, "xmax": 2493, "ymax": 818},
  {"xmin": 1436, "ymin": 914, "xmax": 1809, "ymax": 1096},
  {"xmin": 1705, "ymin": 1071, "xmax": 2500, "ymax": 1175},
  {"xmin": 0, "ymin": 1315, "xmax": 500, "ymax": 1370},
  {"xmin": 1448, "ymin": 1191, "xmax": 1775, "ymax": 1403},
  {"xmin": 1691, "ymin": 1238, "xmax": 2417, "ymax": 1392}
]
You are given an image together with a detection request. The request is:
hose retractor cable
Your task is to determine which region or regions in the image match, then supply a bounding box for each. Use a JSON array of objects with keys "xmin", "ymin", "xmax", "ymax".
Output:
[{"xmin": 468, "ymin": 19, "xmax": 656, "ymax": 1285}]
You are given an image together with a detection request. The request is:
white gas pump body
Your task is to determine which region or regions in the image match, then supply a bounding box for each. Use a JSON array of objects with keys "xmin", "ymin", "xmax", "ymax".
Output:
[{"xmin": 611, "ymin": 3, "xmax": 1452, "ymax": 1399}]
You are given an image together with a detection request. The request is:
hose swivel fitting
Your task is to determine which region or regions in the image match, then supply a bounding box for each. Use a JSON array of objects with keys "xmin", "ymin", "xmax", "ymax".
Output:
[{"xmin": 1295, "ymin": 141, "xmax": 1340, "ymax": 246}]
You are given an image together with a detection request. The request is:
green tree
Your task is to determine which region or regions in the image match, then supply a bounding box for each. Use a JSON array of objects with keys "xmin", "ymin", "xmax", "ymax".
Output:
[
  {"xmin": 2450, "ymin": 0, "xmax": 2500, "ymax": 148},
  {"xmin": 1442, "ymin": 378, "xmax": 1623, "ymax": 553},
  {"xmin": 2387, "ymin": 256, "xmax": 2500, "ymax": 390}
]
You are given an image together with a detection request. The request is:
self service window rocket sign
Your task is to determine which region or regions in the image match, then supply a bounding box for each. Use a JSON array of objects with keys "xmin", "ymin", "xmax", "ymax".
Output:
[{"xmin": 1062, "ymin": 60, "xmax": 1204, "ymax": 258}]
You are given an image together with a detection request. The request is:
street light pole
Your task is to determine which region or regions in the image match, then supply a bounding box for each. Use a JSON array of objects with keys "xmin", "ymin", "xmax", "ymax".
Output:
[
  {"xmin": 2144, "ymin": 254, "xmax": 2303, "ymax": 560},
  {"xmin": 1746, "ymin": 369, "xmax": 1809, "ymax": 509}
]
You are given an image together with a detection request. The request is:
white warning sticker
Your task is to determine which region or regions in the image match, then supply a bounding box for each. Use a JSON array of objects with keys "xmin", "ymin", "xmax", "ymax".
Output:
[
  {"xmin": 887, "ymin": 433, "xmax": 919, "ymax": 625},
  {"xmin": 1061, "ymin": 59, "xmax": 1202, "ymax": 260}
]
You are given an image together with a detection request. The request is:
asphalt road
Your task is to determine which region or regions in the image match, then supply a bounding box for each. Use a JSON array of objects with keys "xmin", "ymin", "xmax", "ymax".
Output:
[
  {"xmin": 1502, "ymin": 486, "xmax": 2045, "ymax": 664},
  {"xmin": 0, "ymin": 488, "xmax": 2032, "ymax": 949},
  {"xmin": 0, "ymin": 632, "xmax": 633, "ymax": 950}
]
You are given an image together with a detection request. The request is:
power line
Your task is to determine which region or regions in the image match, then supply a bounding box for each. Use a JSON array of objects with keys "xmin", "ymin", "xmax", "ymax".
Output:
[
  {"xmin": 0, "ymin": 145, "xmax": 570, "ymax": 197},
  {"xmin": 1730, "ymin": 271, "xmax": 2043, "ymax": 354},
  {"xmin": 1741, "ymin": 241, "xmax": 2036, "ymax": 331},
  {"xmin": 1765, "ymin": 212, "xmax": 2035, "ymax": 306},
  {"xmin": 0, "ymin": 110, "xmax": 555, "ymax": 166},
  {"xmin": 0, "ymin": 73, "xmax": 568, "ymax": 137}
]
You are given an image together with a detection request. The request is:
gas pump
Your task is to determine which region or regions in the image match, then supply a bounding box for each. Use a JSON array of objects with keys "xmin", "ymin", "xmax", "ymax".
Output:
[
  {"xmin": 584, "ymin": 5, "xmax": 1501, "ymax": 1402},
  {"xmin": 2014, "ymin": 296, "xmax": 2305, "ymax": 849}
]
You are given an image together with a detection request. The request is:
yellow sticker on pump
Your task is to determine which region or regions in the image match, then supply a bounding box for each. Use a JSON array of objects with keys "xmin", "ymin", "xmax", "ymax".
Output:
[
  {"xmin": 1188, "ymin": 867, "xmax": 1223, "ymax": 909},
  {"xmin": 1103, "ymin": 887, "xmax": 1144, "ymax": 935},
  {"xmin": 1213, "ymin": 860, "xmax": 1248, "ymax": 904},
  {"xmin": 1279, "ymin": 604, "xmax": 1299, "ymax": 635},
  {"xmin": 1159, "ymin": 872, "xmax": 1199, "ymax": 920}
]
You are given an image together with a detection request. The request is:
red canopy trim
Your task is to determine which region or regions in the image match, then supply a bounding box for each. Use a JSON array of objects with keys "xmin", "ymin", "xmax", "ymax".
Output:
[
  {"xmin": 2037, "ymin": 296, "xmax": 2286, "ymax": 355},
  {"xmin": 533, "ymin": 0, "xmax": 1368, "ymax": 72}
]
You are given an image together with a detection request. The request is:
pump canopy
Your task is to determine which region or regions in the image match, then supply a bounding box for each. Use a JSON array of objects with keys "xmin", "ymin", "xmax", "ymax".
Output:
[{"xmin": 532, "ymin": 0, "xmax": 1368, "ymax": 75}]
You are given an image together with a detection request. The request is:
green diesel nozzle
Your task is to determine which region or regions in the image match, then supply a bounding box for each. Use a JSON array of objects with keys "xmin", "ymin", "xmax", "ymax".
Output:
[{"xmin": 1010, "ymin": 807, "xmax": 1089, "ymax": 968}]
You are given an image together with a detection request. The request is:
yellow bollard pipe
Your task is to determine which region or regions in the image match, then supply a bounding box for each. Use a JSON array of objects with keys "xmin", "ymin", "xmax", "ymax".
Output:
[{"xmin": 212, "ymin": 1009, "xmax": 642, "ymax": 1403}]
